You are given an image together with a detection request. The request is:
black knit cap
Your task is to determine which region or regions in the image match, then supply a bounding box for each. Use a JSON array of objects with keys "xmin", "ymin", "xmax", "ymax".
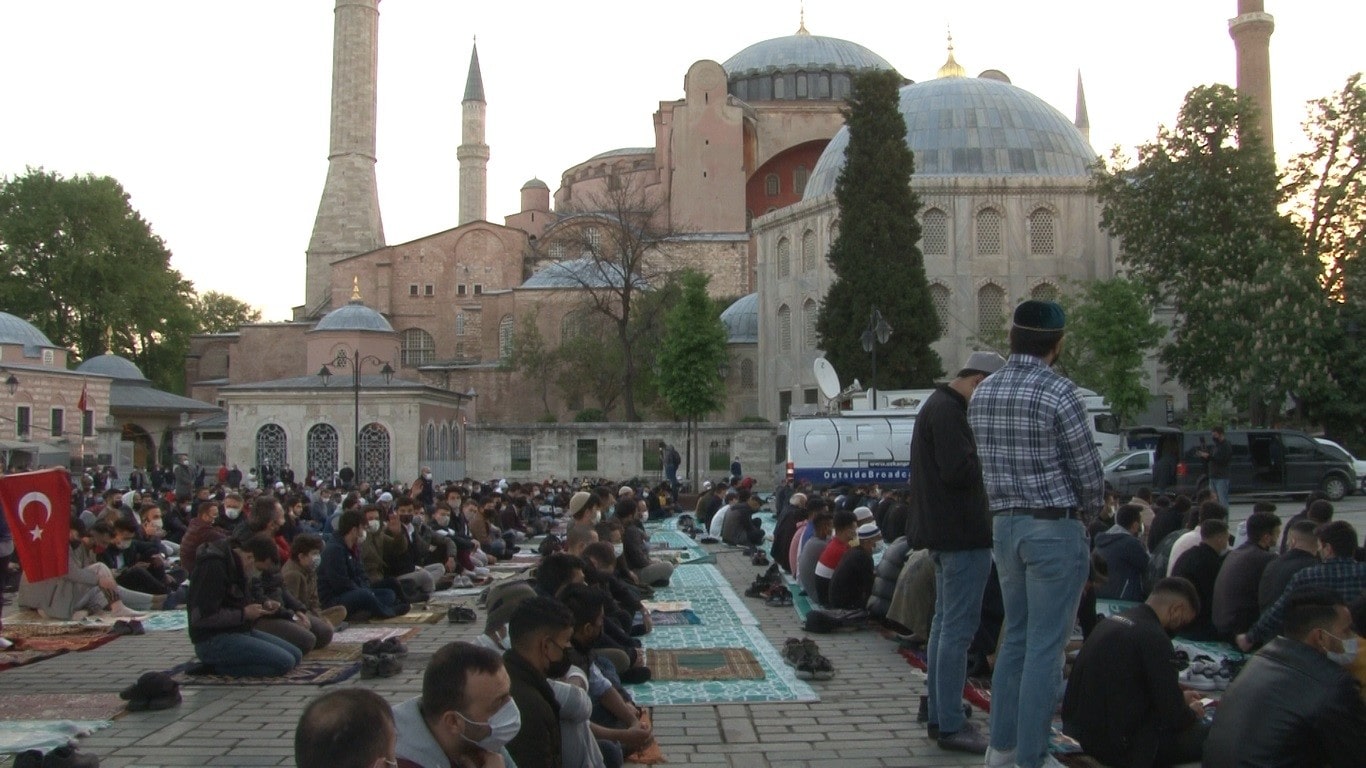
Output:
[{"xmin": 1012, "ymin": 300, "xmax": 1066, "ymax": 332}]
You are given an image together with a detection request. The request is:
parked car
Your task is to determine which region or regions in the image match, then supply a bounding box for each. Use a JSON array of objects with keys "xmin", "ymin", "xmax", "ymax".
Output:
[
  {"xmin": 1126, "ymin": 427, "xmax": 1358, "ymax": 501},
  {"xmin": 1314, "ymin": 438, "xmax": 1366, "ymax": 494},
  {"xmin": 1104, "ymin": 449, "xmax": 1156, "ymax": 497}
]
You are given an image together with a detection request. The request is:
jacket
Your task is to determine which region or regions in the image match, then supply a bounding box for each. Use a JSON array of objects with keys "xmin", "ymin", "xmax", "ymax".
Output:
[
  {"xmin": 186, "ymin": 540, "xmax": 253, "ymax": 644},
  {"xmin": 622, "ymin": 522, "xmax": 653, "ymax": 571},
  {"xmin": 1093, "ymin": 525, "xmax": 1149, "ymax": 602},
  {"xmin": 503, "ymin": 649, "xmax": 561, "ymax": 768},
  {"xmin": 393, "ymin": 696, "xmax": 516, "ymax": 768},
  {"xmin": 1061, "ymin": 604, "xmax": 1199, "ymax": 767},
  {"xmin": 16, "ymin": 543, "xmax": 104, "ymax": 620},
  {"xmin": 1171, "ymin": 543, "xmax": 1223, "ymax": 641},
  {"xmin": 317, "ymin": 538, "xmax": 370, "ymax": 605},
  {"xmin": 179, "ymin": 517, "xmax": 227, "ymax": 574},
  {"xmin": 281, "ymin": 558, "xmax": 324, "ymax": 614},
  {"xmin": 867, "ymin": 537, "xmax": 912, "ymax": 618},
  {"xmin": 906, "ymin": 385, "xmax": 990, "ymax": 551},
  {"xmin": 1211, "ymin": 542, "xmax": 1276, "ymax": 637},
  {"xmin": 1203, "ymin": 637, "xmax": 1366, "ymax": 768}
]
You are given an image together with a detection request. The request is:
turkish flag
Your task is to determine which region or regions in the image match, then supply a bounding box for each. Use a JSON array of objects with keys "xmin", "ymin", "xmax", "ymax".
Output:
[
  {"xmin": 77, "ymin": 383, "xmax": 88, "ymax": 413},
  {"xmin": 0, "ymin": 468, "xmax": 72, "ymax": 581}
]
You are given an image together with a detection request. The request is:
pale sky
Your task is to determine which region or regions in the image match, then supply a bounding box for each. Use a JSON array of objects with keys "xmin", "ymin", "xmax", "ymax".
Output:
[{"xmin": 1, "ymin": 1, "xmax": 1360, "ymax": 321}]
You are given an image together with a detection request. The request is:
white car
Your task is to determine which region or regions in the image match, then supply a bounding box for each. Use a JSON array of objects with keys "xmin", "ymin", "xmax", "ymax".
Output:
[{"xmin": 1314, "ymin": 438, "xmax": 1366, "ymax": 494}]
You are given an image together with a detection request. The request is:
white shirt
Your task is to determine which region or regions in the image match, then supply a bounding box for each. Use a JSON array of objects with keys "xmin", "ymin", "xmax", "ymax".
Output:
[
  {"xmin": 710, "ymin": 506, "xmax": 730, "ymax": 538},
  {"xmin": 1166, "ymin": 529, "xmax": 1201, "ymax": 576}
]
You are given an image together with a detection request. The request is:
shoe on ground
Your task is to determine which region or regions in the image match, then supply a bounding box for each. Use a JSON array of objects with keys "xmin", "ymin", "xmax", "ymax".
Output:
[
  {"xmin": 15, "ymin": 750, "xmax": 43, "ymax": 768},
  {"xmin": 361, "ymin": 654, "xmax": 381, "ymax": 679},
  {"xmin": 447, "ymin": 606, "xmax": 477, "ymax": 624},
  {"xmin": 984, "ymin": 746, "xmax": 1016, "ymax": 768},
  {"xmin": 781, "ymin": 638, "xmax": 807, "ymax": 667},
  {"xmin": 39, "ymin": 745, "xmax": 101, "ymax": 768},
  {"xmin": 808, "ymin": 653, "xmax": 834, "ymax": 680},
  {"xmin": 936, "ymin": 721, "xmax": 989, "ymax": 754},
  {"xmin": 378, "ymin": 638, "xmax": 408, "ymax": 656},
  {"xmin": 377, "ymin": 653, "xmax": 403, "ymax": 678}
]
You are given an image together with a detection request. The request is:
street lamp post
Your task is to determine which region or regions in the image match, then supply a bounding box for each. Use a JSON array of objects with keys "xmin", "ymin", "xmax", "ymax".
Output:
[
  {"xmin": 318, "ymin": 350, "xmax": 394, "ymax": 485},
  {"xmin": 860, "ymin": 307, "xmax": 893, "ymax": 409}
]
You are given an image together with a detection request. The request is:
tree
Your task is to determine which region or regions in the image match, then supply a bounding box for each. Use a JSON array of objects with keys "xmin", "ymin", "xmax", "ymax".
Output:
[
  {"xmin": 816, "ymin": 69, "xmax": 943, "ymax": 388},
  {"xmin": 546, "ymin": 173, "xmax": 681, "ymax": 420},
  {"xmin": 1093, "ymin": 85, "xmax": 1329, "ymax": 419},
  {"xmin": 657, "ymin": 270, "xmax": 728, "ymax": 418},
  {"xmin": 190, "ymin": 290, "xmax": 262, "ymax": 334},
  {"xmin": 0, "ymin": 168, "xmax": 197, "ymax": 392},
  {"xmin": 1060, "ymin": 278, "xmax": 1165, "ymax": 424},
  {"xmin": 502, "ymin": 307, "xmax": 560, "ymax": 419}
]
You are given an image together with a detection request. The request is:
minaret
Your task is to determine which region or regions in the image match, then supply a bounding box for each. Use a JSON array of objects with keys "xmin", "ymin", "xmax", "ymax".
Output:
[
  {"xmin": 1074, "ymin": 70, "xmax": 1091, "ymax": 144},
  {"xmin": 458, "ymin": 42, "xmax": 489, "ymax": 226},
  {"xmin": 1229, "ymin": 0, "xmax": 1275, "ymax": 151},
  {"xmin": 305, "ymin": 0, "xmax": 386, "ymax": 317}
]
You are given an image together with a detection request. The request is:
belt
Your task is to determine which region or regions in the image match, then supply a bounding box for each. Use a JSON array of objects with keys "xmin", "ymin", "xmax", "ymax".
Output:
[{"xmin": 995, "ymin": 507, "xmax": 1080, "ymax": 521}]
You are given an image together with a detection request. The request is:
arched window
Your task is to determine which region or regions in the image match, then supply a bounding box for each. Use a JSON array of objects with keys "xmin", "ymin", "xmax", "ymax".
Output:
[
  {"xmin": 778, "ymin": 304, "xmax": 792, "ymax": 353},
  {"xmin": 1031, "ymin": 282, "xmax": 1059, "ymax": 301},
  {"xmin": 450, "ymin": 423, "xmax": 463, "ymax": 459},
  {"xmin": 977, "ymin": 283, "xmax": 1006, "ymax": 334},
  {"xmin": 765, "ymin": 174, "xmax": 780, "ymax": 197},
  {"xmin": 794, "ymin": 166, "xmax": 809, "ymax": 197},
  {"xmin": 560, "ymin": 310, "xmax": 583, "ymax": 341},
  {"xmin": 976, "ymin": 208, "xmax": 1003, "ymax": 256},
  {"xmin": 801, "ymin": 229, "xmax": 816, "ymax": 272},
  {"xmin": 358, "ymin": 422, "xmax": 391, "ymax": 485},
  {"xmin": 773, "ymin": 75, "xmax": 786, "ymax": 99},
  {"xmin": 922, "ymin": 208, "xmax": 948, "ymax": 255},
  {"xmin": 1028, "ymin": 208, "xmax": 1056, "ymax": 255},
  {"xmin": 255, "ymin": 424, "xmax": 287, "ymax": 476},
  {"xmin": 498, "ymin": 315, "xmax": 515, "ymax": 361},
  {"xmin": 585, "ymin": 226, "xmax": 601, "ymax": 248},
  {"xmin": 425, "ymin": 423, "xmax": 436, "ymax": 460},
  {"xmin": 740, "ymin": 358, "xmax": 756, "ymax": 389},
  {"xmin": 777, "ymin": 237, "xmax": 792, "ymax": 279},
  {"xmin": 439, "ymin": 423, "xmax": 450, "ymax": 461},
  {"xmin": 305, "ymin": 423, "xmax": 338, "ymax": 483},
  {"xmin": 803, "ymin": 298, "xmax": 818, "ymax": 349},
  {"xmin": 455, "ymin": 313, "xmax": 466, "ymax": 336},
  {"xmin": 930, "ymin": 283, "xmax": 951, "ymax": 334},
  {"xmin": 401, "ymin": 328, "xmax": 435, "ymax": 367}
]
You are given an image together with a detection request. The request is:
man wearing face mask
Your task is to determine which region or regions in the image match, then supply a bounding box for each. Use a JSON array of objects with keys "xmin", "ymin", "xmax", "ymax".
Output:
[
  {"xmin": 1205, "ymin": 587, "xmax": 1366, "ymax": 768},
  {"xmin": 217, "ymin": 492, "xmax": 245, "ymax": 533},
  {"xmin": 1061, "ymin": 577, "xmax": 1208, "ymax": 768},
  {"xmin": 503, "ymin": 596, "xmax": 575, "ymax": 768},
  {"xmin": 186, "ymin": 535, "xmax": 302, "ymax": 677},
  {"xmin": 281, "ymin": 533, "xmax": 347, "ymax": 631},
  {"xmin": 394, "ymin": 642, "xmax": 519, "ymax": 768},
  {"xmin": 1238, "ymin": 521, "xmax": 1366, "ymax": 652},
  {"xmin": 317, "ymin": 510, "xmax": 407, "ymax": 620},
  {"xmin": 179, "ymin": 501, "xmax": 229, "ymax": 575}
]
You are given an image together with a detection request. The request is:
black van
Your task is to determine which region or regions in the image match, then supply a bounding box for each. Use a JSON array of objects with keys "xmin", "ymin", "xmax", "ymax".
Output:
[{"xmin": 1126, "ymin": 427, "xmax": 1357, "ymax": 501}]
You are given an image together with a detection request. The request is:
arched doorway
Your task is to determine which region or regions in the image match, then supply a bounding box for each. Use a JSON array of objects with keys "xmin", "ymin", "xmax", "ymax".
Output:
[
  {"xmin": 357, "ymin": 422, "xmax": 390, "ymax": 485},
  {"xmin": 306, "ymin": 423, "xmax": 339, "ymax": 484},
  {"xmin": 121, "ymin": 423, "xmax": 156, "ymax": 470}
]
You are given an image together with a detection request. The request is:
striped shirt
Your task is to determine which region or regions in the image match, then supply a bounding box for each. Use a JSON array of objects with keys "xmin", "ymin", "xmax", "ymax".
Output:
[
  {"xmin": 967, "ymin": 354, "xmax": 1104, "ymax": 516},
  {"xmin": 1247, "ymin": 558, "xmax": 1366, "ymax": 645}
]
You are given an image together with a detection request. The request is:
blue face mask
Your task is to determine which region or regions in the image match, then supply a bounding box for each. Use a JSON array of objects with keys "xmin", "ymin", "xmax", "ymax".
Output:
[
  {"xmin": 1326, "ymin": 632, "xmax": 1360, "ymax": 666},
  {"xmin": 459, "ymin": 699, "xmax": 521, "ymax": 751}
]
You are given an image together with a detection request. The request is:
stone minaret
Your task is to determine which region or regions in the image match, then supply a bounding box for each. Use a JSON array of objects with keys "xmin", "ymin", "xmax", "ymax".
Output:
[
  {"xmin": 1074, "ymin": 71, "xmax": 1091, "ymax": 144},
  {"xmin": 1229, "ymin": 0, "xmax": 1275, "ymax": 151},
  {"xmin": 458, "ymin": 43, "xmax": 488, "ymax": 225},
  {"xmin": 305, "ymin": 0, "xmax": 386, "ymax": 317}
]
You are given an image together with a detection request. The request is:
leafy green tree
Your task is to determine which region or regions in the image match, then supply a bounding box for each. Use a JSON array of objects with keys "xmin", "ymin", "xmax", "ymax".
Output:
[
  {"xmin": 191, "ymin": 290, "xmax": 262, "ymax": 334},
  {"xmin": 815, "ymin": 69, "xmax": 943, "ymax": 388},
  {"xmin": 0, "ymin": 168, "xmax": 196, "ymax": 392},
  {"xmin": 1093, "ymin": 85, "xmax": 1328, "ymax": 419},
  {"xmin": 1061, "ymin": 278, "xmax": 1164, "ymax": 424},
  {"xmin": 502, "ymin": 307, "xmax": 560, "ymax": 419},
  {"xmin": 656, "ymin": 270, "xmax": 728, "ymax": 419}
]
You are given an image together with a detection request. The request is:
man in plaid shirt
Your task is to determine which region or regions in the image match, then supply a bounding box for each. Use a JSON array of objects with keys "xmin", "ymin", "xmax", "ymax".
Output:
[
  {"xmin": 1239, "ymin": 520, "xmax": 1366, "ymax": 651},
  {"xmin": 967, "ymin": 300, "xmax": 1104, "ymax": 768}
]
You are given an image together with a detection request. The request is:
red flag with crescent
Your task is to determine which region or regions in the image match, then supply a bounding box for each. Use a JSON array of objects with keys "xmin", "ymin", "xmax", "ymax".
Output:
[{"xmin": 0, "ymin": 468, "xmax": 72, "ymax": 581}]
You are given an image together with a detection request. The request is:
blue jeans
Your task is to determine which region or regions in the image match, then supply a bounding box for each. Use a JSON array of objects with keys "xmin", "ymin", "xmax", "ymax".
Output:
[
  {"xmin": 927, "ymin": 548, "xmax": 993, "ymax": 735},
  {"xmin": 328, "ymin": 586, "xmax": 400, "ymax": 619},
  {"xmin": 989, "ymin": 515, "xmax": 1089, "ymax": 768},
  {"xmin": 1210, "ymin": 478, "xmax": 1230, "ymax": 510},
  {"xmin": 195, "ymin": 629, "xmax": 302, "ymax": 677}
]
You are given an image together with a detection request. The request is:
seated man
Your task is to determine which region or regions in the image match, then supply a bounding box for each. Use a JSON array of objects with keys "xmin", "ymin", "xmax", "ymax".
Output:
[
  {"xmin": 504, "ymin": 597, "xmax": 574, "ymax": 768},
  {"xmin": 1205, "ymin": 587, "xmax": 1366, "ymax": 768},
  {"xmin": 1061, "ymin": 577, "xmax": 1208, "ymax": 768},
  {"xmin": 387, "ymin": 496, "xmax": 448, "ymax": 598},
  {"xmin": 17, "ymin": 520, "xmax": 147, "ymax": 620},
  {"xmin": 827, "ymin": 523, "xmax": 881, "ymax": 611},
  {"xmin": 771, "ymin": 492, "xmax": 807, "ymax": 574},
  {"xmin": 616, "ymin": 499, "xmax": 674, "ymax": 587},
  {"xmin": 1171, "ymin": 519, "xmax": 1229, "ymax": 641},
  {"xmin": 281, "ymin": 534, "xmax": 348, "ymax": 630},
  {"xmin": 393, "ymin": 642, "xmax": 518, "ymax": 768},
  {"xmin": 295, "ymin": 688, "xmax": 396, "ymax": 768},
  {"xmin": 720, "ymin": 488, "xmax": 764, "ymax": 548},
  {"xmin": 98, "ymin": 518, "xmax": 175, "ymax": 601},
  {"xmin": 813, "ymin": 509, "xmax": 859, "ymax": 606},
  {"xmin": 252, "ymin": 543, "xmax": 334, "ymax": 654},
  {"xmin": 1258, "ymin": 519, "xmax": 1322, "ymax": 612},
  {"xmin": 796, "ymin": 510, "xmax": 834, "ymax": 601},
  {"xmin": 707, "ymin": 490, "xmax": 738, "ymax": 539},
  {"xmin": 187, "ymin": 535, "xmax": 303, "ymax": 677},
  {"xmin": 317, "ymin": 509, "xmax": 407, "ymax": 620},
  {"xmin": 1240, "ymin": 521, "xmax": 1366, "ymax": 651},
  {"xmin": 1212, "ymin": 510, "xmax": 1281, "ymax": 640},
  {"xmin": 179, "ymin": 500, "xmax": 228, "ymax": 575},
  {"xmin": 1093, "ymin": 504, "xmax": 1150, "ymax": 602}
]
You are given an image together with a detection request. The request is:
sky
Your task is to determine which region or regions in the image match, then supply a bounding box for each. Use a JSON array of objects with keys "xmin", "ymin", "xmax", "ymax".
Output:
[{"xmin": 2, "ymin": 1, "xmax": 1361, "ymax": 322}]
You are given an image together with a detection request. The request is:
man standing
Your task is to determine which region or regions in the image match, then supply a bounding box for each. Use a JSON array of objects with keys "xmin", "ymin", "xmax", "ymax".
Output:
[
  {"xmin": 967, "ymin": 300, "xmax": 1103, "ymax": 768},
  {"xmin": 906, "ymin": 351, "xmax": 1004, "ymax": 755},
  {"xmin": 1197, "ymin": 427, "xmax": 1232, "ymax": 509},
  {"xmin": 658, "ymin": 441, "xmax": 681, "ymax": 494}
]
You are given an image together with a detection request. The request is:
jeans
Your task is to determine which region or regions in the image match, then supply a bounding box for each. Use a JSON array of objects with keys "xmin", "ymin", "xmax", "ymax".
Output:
[
  {"xmin": 327, "ymin": 587, "xmax": 400, "ymax": 619},
  {"xmin": 989, "ymin": 515, "xmax": 1089, "ymax": 768},
  {"xmin": 195, "ymin": 629, "xmax": 302, "ymax": 677},
  {"xmin": 1210, "ymin": 478, "xmax": 1230, "ymax": 510},
  {"xmin": 927, "ymin": 548, "xmax": 993, "ymax": 735},
  {"xmin": 664, "ymin": 464, "xmax": 679, "ymax": 493}
]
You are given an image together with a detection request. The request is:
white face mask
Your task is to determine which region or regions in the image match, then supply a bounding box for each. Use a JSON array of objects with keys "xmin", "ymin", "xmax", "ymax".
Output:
[
  {"xmin": 357, "ymin": 530, "xmax": 368, "ymax": 544},
  {"xmin": 310, "ymin": 553, "xmax": 322, "ymax": 569},
  {"xmin": 459, "ymin": 699, "xmax": 521, "ymax": 752},
  {"xmin": 434, "ymin": 516, "xmax": 450, "ymax": 528},
  {"xmin": 424, "ymin": 472, "xmax": 432, "ymax": 480},
  {"xmin": 224, "ymin": 506, "xmax": 241, "ymax": 520},
  {"xmin": 367, "ymin": 519, "xmax": 381, "ymax": 533},
  {"xmin": 612, "ymin": 543, "xmax": 624, "ymax": 557},
  {"xmin": 1327, "ymin": 632, "xmax": 1359, "ymax": 666},
  {"xmin": 592, "ymin": 511, "xmax": 602, "ymax": 524}
]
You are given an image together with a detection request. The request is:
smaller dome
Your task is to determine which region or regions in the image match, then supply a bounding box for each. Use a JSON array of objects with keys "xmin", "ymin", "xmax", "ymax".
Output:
[
  {"xmin": 723, "ymin": 33, "xmax": 893, "ymax": 78},
  {"xmin": 313, "ymin": 300, "xmax": 395, "ymax": 333},
  {"xmin": 522, "ymin": 178, "xmax": 549, "ymax": 190},
  {"xmin": 522, "ymin": 256, "xmax": 643, "ymax": 290},
  {"xmin": 77, "ymin": 353, "xmax": 148, "ymax": 381},
  {"xmin": 720, "ymin": 293, "xmax": 759, "ymax": 344},
  {"xmin": 0, "ymin": 311, "xmax": 58, "ymax": 354}
]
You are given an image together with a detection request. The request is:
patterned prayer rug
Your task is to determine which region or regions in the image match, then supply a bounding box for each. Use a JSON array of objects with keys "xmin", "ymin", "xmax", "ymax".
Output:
[
  {"xmin": 648, "ymin": 609, "xmax": 702, "ymax": 627},
  {"xmin": 303, "ymin": 644, "xmax": 364, "ymax": 662},
  {"xmin": 0, "ymin": 620, "xmax": 98, "ymax": 638},
  {"xmin": 0, "ymin": 720, "xmax": 111, "ymax": 754},
  {"xmin": 138, "ymin": 610, "xmax": 190, "ymax": 632},
  {"xmin": 897, "ymin": 647, "xmax": 992, "ymax": 712},
  {"xmin": 15, "ymin": 632, "xmax": 119, "ymax": 654},
  {"xmin": 0, "ymin": 693, "xmax": 127, "ymax": 722},
  {"xmin": 330, "ymin": 626, "xmax": 419, "ymax": 644},
  {"xmin": 167, "ymin": 661, "xmax": 361, "ymax": 686},
  {"xmin": 630, "ymin": 624, "xmax": 818, "ymax": 706},
  {"xmin": 0, "ymin": 649, "xmax": 65, "ymax": 671},
  {"xmin": 373, "ymin": 610, "xmax": 442, "ymax": 625},
  {"xmin": 645, "ymin": 648, "xmax": 764, "ymax": 681}
]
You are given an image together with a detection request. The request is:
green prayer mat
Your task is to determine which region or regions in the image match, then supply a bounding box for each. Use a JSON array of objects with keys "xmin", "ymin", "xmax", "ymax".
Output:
[{"xmin": 646, "ymin": 647, "xmax": 764, "ymax": 681}]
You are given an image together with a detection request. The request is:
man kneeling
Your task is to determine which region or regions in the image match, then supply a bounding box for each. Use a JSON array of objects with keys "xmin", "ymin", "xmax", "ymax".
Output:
[{"xmin": 187, "ymin": 535, "xmax": 303, "ymax": 677}]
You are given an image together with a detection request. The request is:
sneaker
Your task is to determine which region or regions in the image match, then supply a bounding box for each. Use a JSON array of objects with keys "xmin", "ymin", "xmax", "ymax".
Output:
[
  {"xmin": 377, "ymin": 653, "xmax": 403, "ymax": 678},
  {"xmin": 781, "ymin": 638, "xmax": 808, "ymax": 668},
  {"xmin": 745, "ymin": 576, "xmax": 772, "ymax": 598},
  {"xmin": 447, "ymin": 606, "xmax": 477, "ymax": 624},
  {"xmin": 377, "ymin": 638, "xmax": 408, "ymax": 657},
  {"xmin": 1180, "ymin": 654, "xmax": 1220, "ymax": 691},
  {"xmin": 808, "ymin": 653, "xmax": 834, "ymax": 680},
  {"xmin": 765, "ymin": 586, "xmax": 793, "ymax": 607},
  {"xmin": 984, "ymin": 746, "xmax": 1016, "ymax": 768},
  {"xmin": 936, "ymin": 721, "xmax": 988, "ymax": 754},
  {"xmin": 361, "ymin": 654, "xmax": 381, "ymax": 679}
]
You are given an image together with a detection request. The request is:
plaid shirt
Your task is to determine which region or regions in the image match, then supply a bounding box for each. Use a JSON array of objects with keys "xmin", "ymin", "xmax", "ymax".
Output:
[
  {"xmin": 967, "ymin": 354, "xmax": 1104, "ymax": 516},
  {"xmin": 1247, "ymin": 558, "xmax": 1366, "ymax": 645}
]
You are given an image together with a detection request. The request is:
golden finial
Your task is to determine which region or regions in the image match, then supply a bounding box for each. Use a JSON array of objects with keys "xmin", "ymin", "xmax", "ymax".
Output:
[
  {"xmin": 351, "ymin": 276, "xmax": 362, "ymax": 302},
  {"xmin": 936, "ymin": 27, "xmax": 966, "ymax": 79},
  {"xmin": 796, "ymin": 2, "xmax": 809, "ymax": 35}
]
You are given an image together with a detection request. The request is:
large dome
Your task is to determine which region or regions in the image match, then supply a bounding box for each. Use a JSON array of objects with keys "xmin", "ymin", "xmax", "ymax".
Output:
[
  {"xmin": 0, "ymin": 311, "xmax": 58, "ymax": 354},
  {"xmin": 76, "ymin": 353, "xmax": 149, "ymax": 382},
  {"xmin": 804, "ymin": 76, "xmax": 1097, "ymax": 198},
  {"xmin": 723, "ymin": 32, "xmax": 893, "ymax": 78},
  {"xmin": 720, "ymin": 293, "xmax": 759, "ymax": 344},
  {"xmin": 312, "ymin": 300, "xmax": 394, "ymax": 333}
]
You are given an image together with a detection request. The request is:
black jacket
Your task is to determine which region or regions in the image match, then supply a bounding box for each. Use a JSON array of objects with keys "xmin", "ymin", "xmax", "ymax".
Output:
[
  {"xmin": 1094, "ymin": 526, "xmax": 1150, "ymax": 602},
  {"xmin": 826, "ymin": 546, "xmax": 875, "ymax": 611},
  {"xmin": 1061, "ymin": 604, "xmax": 1198, "ymax": 767},
  {"xmin": 503, "ymin": 649, "xmax": 562, "ymax": 768},
  {"xmin": 1258, "ymin": 549, "xmax": 1318, "ymax": 611},
  {"xmin": 1211, "ymin": 542, "xmax": 1276, "ymax": 638},
  {"xmin": 770, "ymin": 508, "xmax": 798, "ymax": 572},
  {"xmin": 907, "ymin": 385, "xmax": 990, "ymax": 551},
  {"xmin": 1203, "ymin": 637, "xmax": 1366, "ymax": 768},
  {"xmin": 186, "ymin": 541, "xmax": 253, "ymax": 644},
  {"xmin": 1171, "ymin": 543, "xmax": 1223, "ymax": 641}
]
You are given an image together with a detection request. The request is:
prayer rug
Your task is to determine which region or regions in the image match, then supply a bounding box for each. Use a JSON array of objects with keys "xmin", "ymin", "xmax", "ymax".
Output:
[
  {"xmin": 645, "ymin": 648, "xmax": 764, "ymax": 681},
  {"xmin": 331, "ymin": 626, "xmax": 419, "ymax": 644},
  {"xmin": 303, "ymin": 644, "xmax": 364, "ymax": 662},
  {"xmin": 648, "ymin": 609, "xmax": 702, "ymax": 627},
  {"xmin": 624, "ymin": 708, "xmax": 666, "ymax": 765},
  {"xmin": 167, "ymin": 661, "xmax": 361, "ymax": 686},
  {"xmin": 631, "ymin": 624, "xmax": 818, "ymax": 706},
  {"xmin": 641, "ymin": 601, "xmax": 692, "ymax": 613},
  {"xmin": 0, "ymin": 693, "xmax": 127, "ymax": 722},
  {"xmin": 0, "ymin": 620, "xmax": 97, "ymax": 638},
  {"xmin": 1095, "ymin": 598, "xmax": 1141, "ymax": 619},
  {"xmin": 897, "ymin": 647, "xmax": 992, "ymax": 712},
  {"xmin": 427, "ymin": 587, "xmax": 486, "ymax": 602},
  {"xmin": 138, "ymin": 610, "xmax": 190, "ymax": 632},
  {"xmin": 0, "ymin": 649, "xmax": 65, "ymax": 671},
  {"xmin": 15, "ymin": 632, "xmax": 119, "ymax": 654},
  {"xmin": 0, "ymin": 720, "xmax": 111, "ymax": 754},
  {"xmin": 373, "ymin": 610, "xmax": 442, "ymax": 624}
]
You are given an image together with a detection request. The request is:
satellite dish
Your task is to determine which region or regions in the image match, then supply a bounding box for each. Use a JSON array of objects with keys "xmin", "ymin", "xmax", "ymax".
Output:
[{"xmin": 813, "ymin": 358, "xmax": 841, "ymax": 400}]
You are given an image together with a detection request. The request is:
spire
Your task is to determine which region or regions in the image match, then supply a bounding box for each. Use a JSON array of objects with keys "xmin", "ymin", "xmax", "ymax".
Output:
[
  {"xmin": 463, "ymin": 40, "xmax": 485, "ymax": 103},
  {"xmin": 936, "ymin": 29, "xmax": 966, "ymax": 79},
  {"xmin": 1229, "ymin": 0, "xmax": 1274, "ymax": 153},
  {"xmin": 796, "ymin": 2, "xmax": 809, "ymax": 35},
  {"xmin": 351, "ymin": 276, "xmax": 362, "ymax": 303},
  {"xmin": 1074, "ymin": 70, "xmax": 1091, "ymax": 143}
]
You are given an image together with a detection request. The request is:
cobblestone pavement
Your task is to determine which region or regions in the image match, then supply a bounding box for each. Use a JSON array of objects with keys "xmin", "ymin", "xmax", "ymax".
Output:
[{"xmin": 0, "ymin": 545, "xmax": 984, "ymax": 768}]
